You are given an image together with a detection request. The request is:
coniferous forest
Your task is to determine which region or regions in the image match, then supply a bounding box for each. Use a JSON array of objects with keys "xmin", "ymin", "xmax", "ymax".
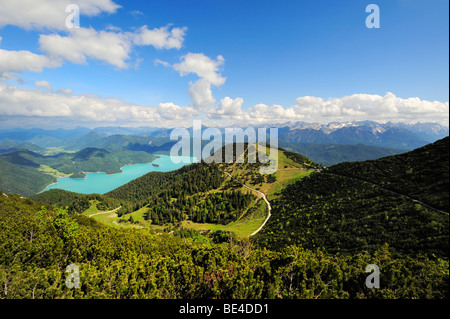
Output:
[{"xmin": 0, "ymin": 191, "xmax": 448, "ymax": 299}]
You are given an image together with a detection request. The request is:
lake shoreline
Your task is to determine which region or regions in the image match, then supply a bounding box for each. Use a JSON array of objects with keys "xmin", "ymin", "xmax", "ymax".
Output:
[
  {"xmin": 38, "ymin": 156, "xmax": 162, "ymax": 193},
  {"xmin": 38, "ymin": 155, "xmax": 194, "ymax": 195},
  {"xmin": 68, "ymin": 155, "xmax": 161, "ymax": 179}
]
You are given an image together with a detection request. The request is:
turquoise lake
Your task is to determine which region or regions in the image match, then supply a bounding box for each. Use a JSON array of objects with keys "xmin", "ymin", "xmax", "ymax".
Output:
[{"xmin": 42, "ymin": 155, "xmax": 196, "ymax": 194}]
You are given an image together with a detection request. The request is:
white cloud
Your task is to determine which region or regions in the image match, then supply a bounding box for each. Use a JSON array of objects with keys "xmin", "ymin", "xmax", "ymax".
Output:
[
  {"xmin": 0, "ymin": 36, "xmax": 2, "ymax": 44},
  {"xmin": 0, "ymin": 49, "xmax": 62, "ymax": 75},
  {"xmin": 128, "ymin": 10, "xmax": 144, "ymax": 17},
  {"xmin": 174, "ymin": 53, "xmax": 226, "ymax": 86},
  {"xmin": 157, "ymin": 102, "xmax": 199, "ymax": 120},
  {"xmin": 188, "ymin": 79, "xmax": 216, "ymax": 111},
  {"xmin": 56, "ymin": 88, "xmax": 74, "ymax": 95},
  {"xmin": 248, "ymin": 103, "xmax": 300, "ymax": 124},
  {"xmin": 291, "ymin": 92, "xmax": 449, "ymax": 125},
  {"xmin": 132, "ymin": 25, "xmax": 187, "ymax": 49},
  {"xmin": 1, "ymin": 81, "xmax": 447, "ymax": 128},
  {"xmin": 35, "ymin": 80, "xmax": 52, "ymax": 91},
  {"xmin": 38, "ymin": 25, "xmax": 187, "ymax": 69},
  {"xmin": 154, "ymin": 58, "xmax": 170, "ymax": 67},
  {"xmin": 173, "ymin": 53, "xmax": 226, "ymax": 110},
  {"xmin": 0, "ymin": 0, "xmax": 186, "ymax": 72},
  {"xmin": 0, "ymin": 0, "xmax": 121, "ymax": 30},
  {"xmin": 208, "ymin": 97, "xmax": 244, "ymax": 119},
  {"xmin": 0, "ymin": 83, "xmax": 200, "ymax": 126},
  {"xmin": 39, "ymin": 28, "xmax": 132, "ymax": 69},
  {"xmin": 247, "ymin": 93, "xmax": 449, "ymax": 126}
]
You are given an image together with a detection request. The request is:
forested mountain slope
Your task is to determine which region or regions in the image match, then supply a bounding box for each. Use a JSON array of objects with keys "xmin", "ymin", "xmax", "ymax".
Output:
[
  {"xmin": 254, "ymin": 137, "xmax": 449, "ymax": 257},
  {"xmin": 326, "ymin": 137, "xmax": 449, "ymax": 212},
  {"xmin": 280, "ymin": 141, "xmax": 405, "ymax": 166},
  {"xmin": 0, "ymin": 148, "xmax": 157, "ymax": 197},
  {"xmin": 1, "ymin": 191, "xmax": 448, "ymax": 299}
]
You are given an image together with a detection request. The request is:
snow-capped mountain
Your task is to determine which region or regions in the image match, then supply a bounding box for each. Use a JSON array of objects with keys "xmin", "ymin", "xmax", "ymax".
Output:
[{"xmin": 264, "ymin": 121, "xmax": 449, "ymax": 150}]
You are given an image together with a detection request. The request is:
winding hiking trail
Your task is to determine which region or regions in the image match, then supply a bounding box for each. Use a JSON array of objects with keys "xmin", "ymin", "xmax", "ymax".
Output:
[
  {"xmin": 89, "ymin": 206, "xmax": 122, "ymax": 218},
  {"xmin": 224, "ymin": 171, "xmax": 271, "ymax": 236}
]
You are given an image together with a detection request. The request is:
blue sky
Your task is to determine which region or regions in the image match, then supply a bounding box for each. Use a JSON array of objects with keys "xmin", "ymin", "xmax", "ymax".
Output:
[{"xmin": 0, "ymin": 0, "xmax": 448, "ymax": 128}]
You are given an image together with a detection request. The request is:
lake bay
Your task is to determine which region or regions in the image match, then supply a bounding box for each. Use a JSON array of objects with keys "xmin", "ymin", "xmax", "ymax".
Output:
[{"xmin": 42, "ymin": 155, "xmax": 195, "ymax": 194}]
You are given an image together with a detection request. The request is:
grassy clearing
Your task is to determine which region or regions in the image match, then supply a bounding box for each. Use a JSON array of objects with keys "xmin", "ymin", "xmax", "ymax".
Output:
[
  {"xmin": 222, "ymin": 148, "xmax": 314, "ymax": 200},
  {"xmin": 182, "ymin": 198, "xmax": 268, "ymax": 238},
  {"xmin": 267, "ymin": 169, "xmax": 314, "ymax": 200},
  {"xmin": 38, "ymin": 165, "xmax": 67, "ymax": 178},
  {"xmin": 82, "ymin": 201, "xmax": 143, "ymax": 229},
  {"xmin": 81, "ymin": 201, "xmax": 100, "ymax": 216},
  {"xmin": 41, "ymin": 147, "xmax": 76, "ymax": 156}
]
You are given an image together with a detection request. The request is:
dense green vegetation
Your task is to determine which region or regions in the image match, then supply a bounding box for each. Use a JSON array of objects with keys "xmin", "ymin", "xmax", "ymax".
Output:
[
  {"xmin": 31, "ymin": 189, "xmax": 120, "ymax": 215},
  {"xmin": 69, "ymin": 172, "xmax": 87, "ymax": 179},
  {"xmin": 326, "ymin": 137, "xmax": 449, "ymax": 212},
  {"xmin": 0, "ymin": 157, "xmax": 55, "ymax": 197},
  {"xmin": 0, "ymin": 148, "xmax": 157, "ymax": 197},
  {"xmin": 255, "ymin": 172, "xmax": 449, "ymax": 256},
  {"xmin": 255, "ymin": 137, "xmax": 449, "ymax": 258},
  {"xmin": 144, "ymin": 190, "xmax": 254, "ymax": 225},
  {"xmin": 0, "ymin": 192, "xmax": 448, "ymax": 299},
  {"xmin": 106, "ymin": 162, "xmax": 224, "ymax": 203}
]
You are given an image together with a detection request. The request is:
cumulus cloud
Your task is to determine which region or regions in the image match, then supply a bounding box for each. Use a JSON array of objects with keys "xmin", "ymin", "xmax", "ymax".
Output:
[
  {"xmin": 154, "ymin": 58, "xmax": 170, "ymax": 67},
  {"xmin": 173, "ymin": 53, "xmax": 226, "ymax": 110},
  {"xmin": 247, "ymin": 93, "xmax": 449, "ymax": 126},
  {"xmin": 0, "ymin": 0, "xmax": 186, "ymax": 74},
  {"xmin": 56, "ymin": 88, "xmax": 74, "ymax": 95},
  {"xmin": 291, "ymin": 92, "xmax": 449, "ymax": 125},
  {"xmin": 0, "ymin": 83, "xmax": 160, "ymax": 121},
  {"xmin": 39, "ymin": 28, "xmax": 132, "ymax": 69},
  {"xmin": 1, "ymin": 80, "xmax": 447, "ymax": 128},
  {"xmin": 35, "ymin": 80, "xmax": 52, "ymax": 91},
  {"xmin": 0, "ymin": 83, "xmax": 200, "ymax": 126},
  {"xmin": 132, "ymin": 25, "xmax": 187, "ymax": 49},
  {"xmin": 187, "ymin": 79, "xmax": 216, "ymax": 111},
  {"xmin": 247, "ymin": 103, "xmax": 300, "ymax": 124},
  {"xmin": 208, "ymin": 97, "xmax": 244, "ymax": 120},
  {"xmin": 0, "ymin": 0, "xmax": 121, "ymax": 30},
  {"xmin": 37, "ymin": 24, "xmax": 187, "ymax": 69},
  {"xmin": 174, "ymin": 53, "xmax": 226, "ymax": 86},
  {"xmin": 0, "ymin": 49, "xmax": 62, "ymax": 77},
  {"xmin": 157, "ymin": 102, "xmax": 199, "ymax": 120}
]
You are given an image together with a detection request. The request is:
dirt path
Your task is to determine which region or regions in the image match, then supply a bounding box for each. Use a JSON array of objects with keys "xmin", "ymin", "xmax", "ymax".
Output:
[
  {"xmin": 89, "ymin": 206, "xmax": 122, "ymax": 218},
  {"xmin": 223, "ymin": 172, "xmax": 272, "ymax": 236}
]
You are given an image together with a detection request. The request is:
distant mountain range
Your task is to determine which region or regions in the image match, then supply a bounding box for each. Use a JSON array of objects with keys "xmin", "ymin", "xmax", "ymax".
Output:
[
  {"xmin": 269, "ymin": 121, "xmax": 449, "ymax": 150},
  {"xmin": 0, "ymin": 121, "xmax": 448, "ymax": 166}
]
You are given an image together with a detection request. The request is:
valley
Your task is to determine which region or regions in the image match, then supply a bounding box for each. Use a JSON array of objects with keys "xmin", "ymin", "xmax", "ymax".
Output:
[
  {"xmin": 1, "ymin": 0, "xmax": 448, "ymax": 305},
  {"xmin": 0, "ymin": 147, "xmax": 159, "ymax": 196},
  {"xmin": 0, "ymin": 128, "xmax": 448, "ymax": 300},
  {"xmin": 1, "ymin": 137, "xmax": 448, "ymax": 299}
]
